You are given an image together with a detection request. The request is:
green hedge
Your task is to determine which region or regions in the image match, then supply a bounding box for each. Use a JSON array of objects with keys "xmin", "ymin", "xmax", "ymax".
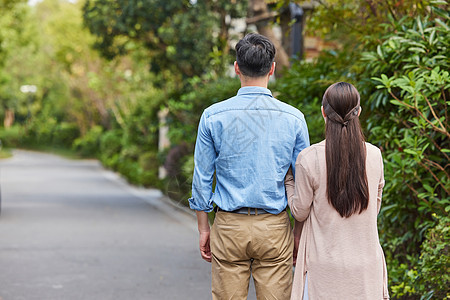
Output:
[{"xmin": 361, "ymin": 14, "xmax": 449, "ymax": 298}]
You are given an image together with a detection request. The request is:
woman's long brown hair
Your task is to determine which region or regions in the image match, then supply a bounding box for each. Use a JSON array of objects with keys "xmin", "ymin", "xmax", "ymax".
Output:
[{"xmin": 322, "ymin": 82, "xmax": 369, "ymax": 218}]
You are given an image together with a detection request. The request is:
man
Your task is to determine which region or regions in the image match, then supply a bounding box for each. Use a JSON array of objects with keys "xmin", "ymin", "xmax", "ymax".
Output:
[{"xmin": 189, "ymin": 33, "xmax": 309, "ymax": 300}]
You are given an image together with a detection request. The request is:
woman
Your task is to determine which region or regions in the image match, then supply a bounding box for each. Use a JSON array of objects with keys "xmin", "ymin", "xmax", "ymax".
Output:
[{"xmin": 285, "ymin": 82, "xmax": 389, "ymax": 299}]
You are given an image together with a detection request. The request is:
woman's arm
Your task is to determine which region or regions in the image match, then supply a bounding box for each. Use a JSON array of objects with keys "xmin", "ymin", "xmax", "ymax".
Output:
[
  {"xmin": 377, "ymin": 150, "xmax": 385, "ymax": 214},
  {"xmin": 285, "ymin": 159, "xmax": 314, "ymax": 222}
]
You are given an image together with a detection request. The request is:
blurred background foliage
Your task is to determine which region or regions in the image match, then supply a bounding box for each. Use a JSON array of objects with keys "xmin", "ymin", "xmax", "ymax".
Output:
[{"xmin": 0, "ymin": 0, "xmax": 448, "ymax": 298}]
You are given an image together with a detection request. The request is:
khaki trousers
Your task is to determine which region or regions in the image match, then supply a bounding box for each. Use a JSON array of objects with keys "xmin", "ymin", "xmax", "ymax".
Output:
[{"xmin": 210, "ymin": 211, "xmax": 293, "ymax": 300}]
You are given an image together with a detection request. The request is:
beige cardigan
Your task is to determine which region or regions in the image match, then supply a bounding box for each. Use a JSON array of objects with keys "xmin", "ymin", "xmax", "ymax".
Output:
[{"xmin": 285, "ymin": 140, "xmax": 389, "ymax": 300}]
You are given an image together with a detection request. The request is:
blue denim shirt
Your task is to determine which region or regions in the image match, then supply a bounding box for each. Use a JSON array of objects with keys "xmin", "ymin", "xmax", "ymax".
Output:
[{"xmin": 188, "ymin": 86, "xmax": 310, "ymax": 214}]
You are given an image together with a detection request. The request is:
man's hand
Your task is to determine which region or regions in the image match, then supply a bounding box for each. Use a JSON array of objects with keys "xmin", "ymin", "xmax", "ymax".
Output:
[
  {"xmin": 293, "ymin": 233, "xmax": 300, "ymax": 267},
  {"xmin": 196, "ymin": 211, "xmax": 212, "ymax": 262},
  {"xmin": 199, "ymin": 230, "xmax": 212, "ymax": 262},
  {"xmin": 285, "ymin": 167, "xmax": 294, "ymax": 184},
  {"xmin": 293, "ymin": 220, "xmax": 303, "ymax": 267}
]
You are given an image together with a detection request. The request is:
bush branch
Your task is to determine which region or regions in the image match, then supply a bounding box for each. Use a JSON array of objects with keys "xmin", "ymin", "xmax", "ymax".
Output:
[
  {"xmin": 418, "ymin": 161, "xmax": 450, "ymax": 195},
  {"xmin": 389, "ymin": 91, "xmax": 450, "ymax": 138},
  {"xmin": 424, "ymin": 94, "xmax": 447, "ymax": 133}
]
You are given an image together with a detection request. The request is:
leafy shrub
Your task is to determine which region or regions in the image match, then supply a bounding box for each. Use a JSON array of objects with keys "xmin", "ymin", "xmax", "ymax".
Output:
[
  {"xmin": 26, "ymin": 115, "xmax": 58, "ymax": 145},
  {"xmin": 162, "ymin": 144, "xmax": 191, "ymax": 204},
  {"xmin": 99, "ymin": 129, "xmax": 123, "ymax": 169},
  {"xmin": 116, "ymin": 157, "xmax": 140, "ymax": 185},
  {"xmin": 0, "ymin": 125, "xmax": 24, "ymax": 147},
  {"xmin": 0, "ymin": 121, "xmax": 80, "ymax": 150},
  {"xmin": 138, "ymin": 151, "xmax": 160, "ymax": 187},
  {"xmin": 417, "ymin": 214, "xmax": 450, "ymax": 299},
  {"xmin": 52, "ymin": 122, "xmax": 80, "ymax": 148},
  {"xmin": 72, "ymin": 125, "xmax": 103, "ymax": 157},
  {"xmin": 361, "ymin": 11, "xmax": 449, "ymax": 298}
]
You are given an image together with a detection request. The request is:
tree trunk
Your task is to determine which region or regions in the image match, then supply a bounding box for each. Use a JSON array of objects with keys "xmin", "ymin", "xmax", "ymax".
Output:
[
  {"xmin": 279, "ymin": 9, "xmax": 292, "ymax": 57},
  {"xmin": 248, "ymin": 0, "xmax": 290, "ymax": 77},
  {"xmin": 4, "ymin": 109, "xmax": 14, "ymax": 128}
]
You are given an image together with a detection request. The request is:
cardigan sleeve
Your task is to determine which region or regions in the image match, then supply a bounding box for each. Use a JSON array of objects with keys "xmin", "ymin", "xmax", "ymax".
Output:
[
  {"xmin": 286, "ymin": 155, "xmax": 315, "ymax": 222},
  {"xmin": 377, "ymin": 150, "xmax": 385, "ymax": 214}
]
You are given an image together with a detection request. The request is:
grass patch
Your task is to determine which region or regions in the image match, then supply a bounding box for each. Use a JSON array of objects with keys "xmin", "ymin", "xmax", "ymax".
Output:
[
  {"xmin": 0, "ymin": 148, "xmax": 12, "ymax": 159},
  {"xmin": 24, "ymin": 145, "xmax": 88, "ymax": 160},
  {"xmin": 1, "ymin": 145, "xmax": 90, "ymax": 160}
]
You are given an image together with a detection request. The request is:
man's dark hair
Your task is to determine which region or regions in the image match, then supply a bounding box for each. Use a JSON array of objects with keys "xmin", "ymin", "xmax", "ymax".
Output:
[{"xmin": 235, "ymin": 33, "xmax": 276, "ymax": 77}]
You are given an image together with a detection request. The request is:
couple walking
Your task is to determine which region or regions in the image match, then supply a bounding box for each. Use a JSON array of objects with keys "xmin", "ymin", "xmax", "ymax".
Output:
[{"xmin": 189, "ymin": 33, "xmax": 389, "ymax": 300}]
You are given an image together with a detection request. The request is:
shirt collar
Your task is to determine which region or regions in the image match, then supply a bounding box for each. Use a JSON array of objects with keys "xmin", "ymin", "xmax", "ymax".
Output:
[{"xmin": 237, "ymin": 86, "xmax": 273, "ymax": 97}]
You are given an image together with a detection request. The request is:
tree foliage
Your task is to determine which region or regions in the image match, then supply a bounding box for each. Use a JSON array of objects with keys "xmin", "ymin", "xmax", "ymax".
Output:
[
  {"xmin": 82, "ymin": 0, "xmax": 247, "ymax": 83},
  {"xmin": 306, "ymin": 0, "xmax": 436, "ymax": 47},
  {"xmin": 0, "ymin": 0, "xmax": 165, "ymax": 189},
  {"xmin": 0, "ymin": 0, "xmax": 37, "ymax": 117}
]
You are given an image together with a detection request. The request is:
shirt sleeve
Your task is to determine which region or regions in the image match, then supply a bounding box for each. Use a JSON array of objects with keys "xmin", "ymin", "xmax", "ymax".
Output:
[
  {"xmin": 291, "ymin": 117, "xmax": 310, "ymax": 177},
  {"xmin": 188, "ymin": 112, "xmax": 216, "ymax": 212}
]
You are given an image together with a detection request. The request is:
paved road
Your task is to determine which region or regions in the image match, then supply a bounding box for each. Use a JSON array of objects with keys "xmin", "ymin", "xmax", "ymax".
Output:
[{"xmin": 0, "ymin": 150, "xmax": 215, "ymax": 300}]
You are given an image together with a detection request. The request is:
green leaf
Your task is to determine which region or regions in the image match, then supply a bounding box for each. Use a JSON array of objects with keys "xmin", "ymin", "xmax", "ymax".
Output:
[
  {"xmin": 432, "ymin": 7, "xmax": 450, "ymax": 20},
  {"xmin": 423, "ymin": 184, "xmax": 434, "ymax": 193},
  {"xmin": 435, "ymin": 18, "xmax": 450, "ymax": 31},
  {"xmin": 388, "ymin": 40, "xmax": 397, "ymax": 49},
  {"xmin": 416, "ymin": 16, "xmax": 424, "ymax": 36},
  {"xmin": 390, "ymin": 99, "xmax": 405, "ymax": 107},
  {"xmin": 377, "ymin": 45, "xmax": 384, "ymax": 59},
  {"xmin": 408, "ymin": 47, "xmax": 427, "ymax": 53},
  {"xmin": 407, "ymin": 41, "xmax": 427, "ymax": 48},
  {"xmin": 428, "ymin": 29, "xmax": 436, "ymax": 45},
  {"xmin": 403, "ymin": 149, "xmax": 417, "ymax": 155},
  {"xmin": 430, "ymin": 0, "xmax": 449, "ymax": 4}
]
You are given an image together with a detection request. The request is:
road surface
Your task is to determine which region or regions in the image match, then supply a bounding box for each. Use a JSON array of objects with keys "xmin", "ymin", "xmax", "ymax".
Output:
[{"xmin": 0, "ymin": 150, "xmax": 217, "ymax": 300}]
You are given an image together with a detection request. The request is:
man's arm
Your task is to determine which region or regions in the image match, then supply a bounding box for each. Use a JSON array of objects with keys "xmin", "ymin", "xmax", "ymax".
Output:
[
  {"xmin": 189, "ymin": 112, "xmax": 216, "ymax": 212},
  {"xmin": 188, "ymin": 112, "xmax": 216, "ymax": 262}
]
